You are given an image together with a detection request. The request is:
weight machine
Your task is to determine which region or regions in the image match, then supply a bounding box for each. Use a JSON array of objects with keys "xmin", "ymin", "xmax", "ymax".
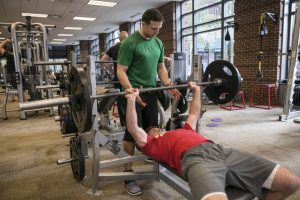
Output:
[{"xmin": 0, "ymin": 16, "xmax": 56, "ymax": 119}]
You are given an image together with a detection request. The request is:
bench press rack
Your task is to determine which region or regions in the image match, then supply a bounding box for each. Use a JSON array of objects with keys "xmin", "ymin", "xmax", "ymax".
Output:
[
  {"xmin": 71, "ymin": 55, "xmax": 254, "ymax": 199},
  {"xmin": 23, "ymin": 53, "xmax": 252, "ymax": 199}
]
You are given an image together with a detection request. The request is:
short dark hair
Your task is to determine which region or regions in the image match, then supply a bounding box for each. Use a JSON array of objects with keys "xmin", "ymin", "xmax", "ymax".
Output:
[{"xmin": 142, "ymin": 8, "xmax": 164, "ymax": 24}]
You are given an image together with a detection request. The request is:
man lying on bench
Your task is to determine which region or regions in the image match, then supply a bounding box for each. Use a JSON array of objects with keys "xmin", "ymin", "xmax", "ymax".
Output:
[{"xmin": 124, "ymin": 82, "xmax": 300, "ymax": 200}]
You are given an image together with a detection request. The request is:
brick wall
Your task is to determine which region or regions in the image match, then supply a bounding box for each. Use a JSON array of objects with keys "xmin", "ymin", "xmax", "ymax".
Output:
[
  {"xmin": 79, "ymin": 40, "xmax": 90, "ymax": 62},
  {"xmin": 234, "ymin": 0, "xmax": 280, "ymax": 101},
  {"xmin": 158, "ymin": 2, "xmax": 177, "ymax": 56},
  {"xmin": 98, "ymin": 33, "xmax": 106, "ymax": 55}
]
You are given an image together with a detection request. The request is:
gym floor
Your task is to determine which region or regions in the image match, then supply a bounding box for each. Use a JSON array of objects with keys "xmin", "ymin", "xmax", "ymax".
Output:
[{"xmin": 1, "ymin": 94, "xmax": 300, "ymax": 200}]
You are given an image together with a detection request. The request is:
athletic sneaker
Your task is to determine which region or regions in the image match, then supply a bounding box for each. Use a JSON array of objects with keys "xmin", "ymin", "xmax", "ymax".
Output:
[
  {"xmin": 144, "ymin": 158, "xmax": 154, "ymax": 163},
  {"xmin": 123, "ymin": 180, "xmax": 142, "ymax": 195}
]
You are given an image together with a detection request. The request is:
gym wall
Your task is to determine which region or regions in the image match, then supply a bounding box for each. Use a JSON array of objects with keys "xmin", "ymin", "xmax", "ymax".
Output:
[
  {"xmin": 234, "ymin": 0, "xmax": 280, "ymax": 100},
  {"xmin": 97, "ymin": 0, "xmax": 281, "ymax": 105}
]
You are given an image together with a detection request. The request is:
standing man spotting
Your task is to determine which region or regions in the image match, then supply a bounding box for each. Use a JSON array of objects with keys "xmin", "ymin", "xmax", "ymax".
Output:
[
  {"xmin": 101, "ymin": 31, "xmax": 128, "ymax": 126},
  {"xmin": 117, "ymin": 8, "xmax": 181, "ymax": 195}
]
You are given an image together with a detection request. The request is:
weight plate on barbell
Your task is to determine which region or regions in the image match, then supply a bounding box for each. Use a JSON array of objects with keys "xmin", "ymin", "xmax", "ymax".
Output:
[
  {"xmin": 156, "ymin": 82, "xmax": 170, "ymax": 111},
  {"xmin": 68, "ymin": 66, "xmax": 93, "ymax": 133},
  {"xmin": 61, "ymin": 105, "xmax": 78, "ymax": 135},
  {"xmin": 203, "ymin": 60, "xmax": 241, "ymax": 104},
  {"xmin": 70, "ymin": 136, "xmax": 85, "ymax": 182}
]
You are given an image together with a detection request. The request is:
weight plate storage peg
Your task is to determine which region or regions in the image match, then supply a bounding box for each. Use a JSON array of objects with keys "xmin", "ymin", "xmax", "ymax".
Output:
[
  {"xmin": 70, "ymin": 136, "xmax": 85, "ymax": 182},
  {"xmin": 203, "ymin": 60, "xmax": 242, "ymax": 104}
]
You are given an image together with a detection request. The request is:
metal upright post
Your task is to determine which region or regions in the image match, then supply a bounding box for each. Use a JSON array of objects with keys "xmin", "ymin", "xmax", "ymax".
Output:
[
  {"xmin": 11, "ymin": 22, "xmax": 26, "ymax": 119},
  {"xmin": 86, "ymin": 55, "xmax": 103, "ymax": 196},
  {"xmin": 194, "ymin": 55, "xmax": 205, "ymax": 133},
  {"xmin": 170, "ymin": 54, "xmax": 174, "ymax": 83},
  {"xmin": 36, "ymin": 22, "xmax": 54, "ymax": 116},
  {"xmin": 280, "ymin": 2, "xmax": 300, "ymax": 121}
]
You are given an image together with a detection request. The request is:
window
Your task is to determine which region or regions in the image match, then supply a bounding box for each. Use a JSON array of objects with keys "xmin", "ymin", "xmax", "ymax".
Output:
[
  {"xmin": 195, "ymin": 30, "xmax": 221, "ymax": 71},
  {"xmin": 194, "ymin": 4, "xmax": 222, "ymax": 25},
  {"xmin": 131, "ymin": 20, "xmax": 141, "ymax": 33},
  {"xmin": 106, "ymin": 29, "xmax": 120, "ymax": 49},
  {"xmin": 182, "ymin": 0, "xmax": 192, "ymax": 15},
  {"xmin": 194, "ymin": 0, "xmax": 221, "ymax": 10},
  {"xmin": 178, "ymin": 0, "xmax": 235, "ymax": 69},
  {"xmin": 90, "ymin": 38, "xmax": 99, "ymax": 60},
  {"xmin": 74, "ymin": 44, "xmax": 80, "ymax": 62}
]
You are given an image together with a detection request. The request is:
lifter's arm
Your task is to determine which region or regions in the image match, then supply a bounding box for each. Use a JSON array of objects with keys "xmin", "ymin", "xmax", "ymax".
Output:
[
  {"xmin": 125, "ymin": 89, "xmax": 148, "ymax": 147},
  {"xmin": 185, "ymin": 82, "xmax": 201, "ymax": 130}
]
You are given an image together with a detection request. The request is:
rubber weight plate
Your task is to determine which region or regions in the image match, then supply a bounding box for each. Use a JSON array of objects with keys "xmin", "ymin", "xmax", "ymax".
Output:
[{"xmin": 203, "ymin": 60, "xmax": 242, "ymax": 104}]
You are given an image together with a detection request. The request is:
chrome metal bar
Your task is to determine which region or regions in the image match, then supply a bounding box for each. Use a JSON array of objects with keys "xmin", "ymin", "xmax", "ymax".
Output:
[
  {"xmin": 19, "ymin": 97, "xmax": 69, "ymax": 110},
  {"xmin": 35, "ymin": 85, "xmax": 60, "ymax": 89},
  {"xmin": 91, "ymin": 80, "xmax": 220, "ymax": 100},
  {"xmin": 57, "ymin": 156, "xmax": 89, "ymax": 165},
  {"xmin": 19, "ymin": 79, "xmax": 219, "ymax": 111},
  {"xmin": 33, "ymin": 61, "xmax": 71, "ymax": 65}
]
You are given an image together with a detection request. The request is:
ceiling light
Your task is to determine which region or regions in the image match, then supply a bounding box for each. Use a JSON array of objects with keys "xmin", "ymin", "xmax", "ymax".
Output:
[
  {"xmin": 0, "ymin": 32, "xmax": 2, "ymax": 34},
  {"xmin": 51, "ymin": 41, "xmax": 63, "ymax": 44},
  {"xmin": 58, "ymin": 34, "xmax": 74, "ymax": 36},
  {"xmin": 64, "ymin": 27, "xmax": 83, "ymax": 30},
  {"xmin": 0, "ymin": 37, "xmax": 5, "ymax": 40},
  {"xmin": 22, "ymin": 13, "xmax": 48, "ymax": 18},
  {"xmin": 73, "ymin": 16, "xmax": 96, "ymax": 21},
  {"xmin": 48, "ymin": 14, "xmax": 61, "ymax": 19},
  {"xmin": 87, "ymin": 0, "xmax": 117, "ymax": 7},
  {"xmin": 53, "ymin": 39, "xmax": 67, "ymax": 41}
]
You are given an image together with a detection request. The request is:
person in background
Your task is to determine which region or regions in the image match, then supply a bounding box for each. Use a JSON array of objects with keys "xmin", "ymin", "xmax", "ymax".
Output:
[
  {"xmin": 101, "ymin": 31, "xmax": 128, "ymax": 126},
  {"xmin": 117, "ymin": 8, "xmax": 181, "ymax": 195},
  {"xmin": 0, "ymin": 38, "xmax": 27, "ymax": 102},
  {"xmin": 125, "ymin": 82, "xmax": 300, "ymax": 200}
]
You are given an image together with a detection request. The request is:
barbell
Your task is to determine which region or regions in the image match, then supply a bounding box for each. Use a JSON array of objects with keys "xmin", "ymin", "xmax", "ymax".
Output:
[{"xmin": 20, "ymin": 60, "xmax": 242, "ymax": 133}]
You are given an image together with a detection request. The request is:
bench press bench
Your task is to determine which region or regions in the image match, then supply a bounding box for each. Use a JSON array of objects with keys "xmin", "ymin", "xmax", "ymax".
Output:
[{"xmin": 156, "ymin": 162, "xmax": 255, "ymax": 200}]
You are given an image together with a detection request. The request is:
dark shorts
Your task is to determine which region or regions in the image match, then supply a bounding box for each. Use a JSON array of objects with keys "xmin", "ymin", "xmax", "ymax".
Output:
[
  {"xmin": 123, "ymin": 92, "xmax": 158, "ymax": 142},
  {"xmin": 6, "ymin": 73, "xmax": 17, "ymax": 89},
  {"xmin": 6, "ymin": 73, "xmax": 27, "ymax": 90},
  {"xmin": 181, "ymin": 142, "xmax": 276, "ymax": 200}
]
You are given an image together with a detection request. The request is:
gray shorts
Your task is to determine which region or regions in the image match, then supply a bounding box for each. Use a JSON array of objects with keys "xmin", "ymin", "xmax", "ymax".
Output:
[{"xmin": 181, "ymin": 142, "xmax": 276, "ymax": 200}]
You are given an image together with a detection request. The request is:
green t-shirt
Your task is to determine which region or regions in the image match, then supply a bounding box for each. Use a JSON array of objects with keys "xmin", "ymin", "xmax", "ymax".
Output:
[{"xmin": 118, "ymin": 31, "xmax": 164, "ymax": 88}]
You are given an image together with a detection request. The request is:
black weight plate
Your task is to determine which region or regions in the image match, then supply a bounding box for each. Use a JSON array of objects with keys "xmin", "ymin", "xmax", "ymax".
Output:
[
  {"xmin": 68, "ymin": 66, "xmax": 92, "ymax": 133},
  {"xmin": 177, "ymin": 95, "xmax": 188, "ymax": 114},
  {"xmin": 293, "ymin": 87, "xmax": 300, "ymax": 106},
  {"xmin": 70, "ymin": 136, "xmax": 85, "ymax": 182},
  {"xmin": 203, "ymin": 60, "xmax": 241, "ymax": 104},
  {"xmin": 59, "ymin": 71, "xmax": 69, "ymax": 96},
  {"xmin": 156, "ymin": 83, "xmax": 170, "ymax": 111}
]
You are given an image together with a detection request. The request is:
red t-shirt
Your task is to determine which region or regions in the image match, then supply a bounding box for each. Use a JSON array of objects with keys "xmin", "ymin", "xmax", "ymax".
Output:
[{"xmin": 138, "ymin": 123, "xmax": 210, "ymax": 176}]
